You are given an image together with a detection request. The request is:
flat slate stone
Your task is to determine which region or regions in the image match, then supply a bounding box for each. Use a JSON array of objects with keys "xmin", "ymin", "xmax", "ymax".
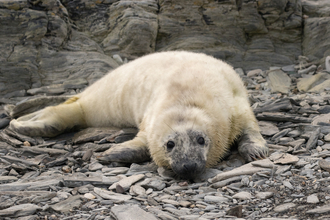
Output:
[
  {"xmin": 227, "ymin": 205, "xmax": 243, "ymax": 218},
  {"xmin": 256, "ymin": 112, "xmax": 312, "ymax": 123},
  {"xmin": 94, "ymin": 187, "xmax": 132, "ymax": 202},
  {"xmin": 21, "ymin": 146, "xmax": 68, "ymax": 156},
  {"xmin": 204, "ymin": 195, "xmax": 229, "ymax": 203},
  {"xmin": 306, "ymin": 204, "xmax": 330, "ymax": 214},
  {"xmin": 273, "ymin": 203, "xmax": 296, "ymax": 213},
  {"xmin": 0, "ymin": 204, "xmax": 41, "ymax": 217},
  {"xmin": 73, "ymin": 127, "xmax": 121, "ymax": 144},
  {"xmin": 297, "ymin": 64, "xmax": 317, "ymax": 75},
  {"xmin": 251, "ymin": 158, "xmax": 274, "ymax": 168},
  {"xmin": 0, "ymin": 176, "xmax": 18, "ymax": 183},
  {"xmin": 309, "ymin": 79, "xmax": 330, "ymax": 93},
  {"xmin": 307, "ymin": 194, "xmax": 319, "ymax": 204},
  {"xmin": 0, "ymin": 118, "xmax": 10, "ymax": 129},
  {"xmin": 269, "ymin": 153, "xmax": 299, "ymax": 164},
  {"xmin": 267, "ymin": 70, "xmax": 291, "ymax": 94},
  {"xmin": 319, "ymin": 159, "xmax": 330, "ymax": 172},
  {"xmin": 258, "ymin": 121, "xmax": 280, "ymax": 136},
  {"xmin": 0, "ymin": 191, "xmax": 56, "ymax": 197},
  {"xmin": 297, "ymin": 72, "xmax": 328, "ymax": 92},
  {"xmin": 0, "ymin": 179, "xmax": 61, "ymax": 191},
  {"xmin": 255, "ymin": 192, "xmax": 274, "ymax": 200},
  {"xmin": 305, "ymin": 127, "xmax": 321, "ymax": 150},
  {"xmin": 111, "ymin": 204, "xmax": 158, "ymax": 220},
  {"xmin": 50, "ymin": 195, "xmax": 83, "ymax": 213},
  {"xmin": 4, "ymin": 129, "xmax": 37, "ymax": 146},
  {"xmin": 254, "ymin": 98, "xmax": 292, "ymax": 114},
  {"xmin": 63, "ymin": 176, "xmax": 120, "ymax": 187},
  {"xmin": 0, "ymin": 131, "xmax": 22, "ymax": 147},
  {"xmin": 312, "ymin": 113, "xmax": 330, "ymax": 126},
  {"xmin": 210, "ymin": 176, "xmax": 242, "ymax": 188},
  {"xmin": 109, "ymin": 174, "xmax": 145, "ymax": 191},
  {"xmin": 282, "ymin": 64, "xmax": 295, "ymax": 72},
  {"xmin": 210, "ymin": 163, "xmax": 271, "ymax": 183},
  {"xmin": 140, "ymin": 178, "xmax": 166, "ymax": 191},
  {"xmin": 232, "ymin": 192, "xmax": 252, "ymax": 200}
]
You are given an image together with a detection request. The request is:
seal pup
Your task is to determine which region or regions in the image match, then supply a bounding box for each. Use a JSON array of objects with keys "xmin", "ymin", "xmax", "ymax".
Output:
[{"xmin": 9, "ymin": 51, "xmax": 268, "ymax": 179}]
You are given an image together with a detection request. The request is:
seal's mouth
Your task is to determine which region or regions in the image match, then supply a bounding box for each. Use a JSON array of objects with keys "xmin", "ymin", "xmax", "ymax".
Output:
[{"xmin": 171, "ymin": 160, "xmax": 206, "ymax": 180}]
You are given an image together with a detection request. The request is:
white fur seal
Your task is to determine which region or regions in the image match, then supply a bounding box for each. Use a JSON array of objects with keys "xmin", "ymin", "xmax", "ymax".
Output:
[{"xmin": 9, "ymin": 51, "xmax": 268, "ymax": 179}]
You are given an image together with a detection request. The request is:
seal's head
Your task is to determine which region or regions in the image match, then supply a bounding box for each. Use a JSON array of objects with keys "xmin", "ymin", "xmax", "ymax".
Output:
[
  {"xmin": 164, "ymin": 129, "xmax": 210, "ymax": 179},
  {"xmin": 148, "ymin": 105, "xmax": 222, "ymax": 180}
]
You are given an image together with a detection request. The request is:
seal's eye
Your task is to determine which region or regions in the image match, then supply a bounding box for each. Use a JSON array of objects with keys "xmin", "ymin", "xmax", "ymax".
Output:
[
  {"xmin": 197, "ymin": 137, "xmax": 205, "ymax": 145},
  {"xmin": 166, "ymin": 141, "xmax": 175, "ymax": 151}
]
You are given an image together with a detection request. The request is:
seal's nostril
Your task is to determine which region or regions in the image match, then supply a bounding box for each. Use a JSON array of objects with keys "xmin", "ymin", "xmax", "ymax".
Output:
[
  {"xmin": 183, "ymin": 162, "xmax": 197, "ymax": 172},
  {"xmin": 172, "ymin": 160, "xmax": 205, "ymax": 179}
]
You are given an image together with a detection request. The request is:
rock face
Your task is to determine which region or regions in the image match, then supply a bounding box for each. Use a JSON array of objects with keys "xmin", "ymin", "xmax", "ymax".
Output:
[
  {"xmin": 101, "ymin": 1, "xmax": 158, "ymax": 58},
  {"xmin": 157, "ymin": 0, "xmax": 302, "ymax": 70},
  {"xmin": 0, "ymin": 0, "xmax": 330, "ymax": 96}
]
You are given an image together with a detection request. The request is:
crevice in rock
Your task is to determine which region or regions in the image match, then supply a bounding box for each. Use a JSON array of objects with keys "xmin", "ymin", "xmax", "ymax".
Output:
[{"xmin": 6, "ymin": 44, "xmax": 16, "ymax": 62}]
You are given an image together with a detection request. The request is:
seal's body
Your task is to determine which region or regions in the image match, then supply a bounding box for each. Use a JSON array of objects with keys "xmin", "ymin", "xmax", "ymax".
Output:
[{"xmin": 10, "ymin": 51, "xmax": 268, "ymax": 179}]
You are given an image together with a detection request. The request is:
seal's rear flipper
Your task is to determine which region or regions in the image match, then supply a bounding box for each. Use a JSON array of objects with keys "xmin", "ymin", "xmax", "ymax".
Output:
[
  {"xmin": 9, "ymin": 98, "xmax": 85, "ymax": 137},
  {"xmin": 8, "ymin": 96, "xmax": 71, "ymax": 119}
]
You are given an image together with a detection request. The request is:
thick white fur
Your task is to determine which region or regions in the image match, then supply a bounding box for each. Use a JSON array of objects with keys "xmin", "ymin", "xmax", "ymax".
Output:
[
  {"xmin": 79, "ymin": 51, "xmax": 260, "ymax": 166},
  {"xmin": 10, "ymin": 51, "xmax": 265, "ymax": 167}
]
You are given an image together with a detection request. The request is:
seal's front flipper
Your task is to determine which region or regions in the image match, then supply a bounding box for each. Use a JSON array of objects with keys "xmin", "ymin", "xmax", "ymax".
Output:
[
  {"xmin": 98, "ymin": 132, "xmax": 150, "ymax": 164},
  {"xmin": 231, "ymin": 95, "xmax": 268, "ymax": 162},
  {"xmin": 237, "ymin": 131, "xmax": 268, "ymax": 162}
]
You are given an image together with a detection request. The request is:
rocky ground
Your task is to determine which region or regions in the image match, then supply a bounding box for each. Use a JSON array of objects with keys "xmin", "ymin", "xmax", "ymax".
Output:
[{"xmin": 2, "ymin": 59, "xmax": 330, "ymax": 220}]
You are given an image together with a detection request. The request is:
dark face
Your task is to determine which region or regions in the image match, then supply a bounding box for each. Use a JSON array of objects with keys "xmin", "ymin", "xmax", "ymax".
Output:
[{"xmin": 164, "ymin": 129, "xmax": 210, "ymax": 179}]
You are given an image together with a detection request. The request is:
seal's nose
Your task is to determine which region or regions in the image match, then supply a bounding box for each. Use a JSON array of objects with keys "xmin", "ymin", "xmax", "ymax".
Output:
[
  {"xmin": 183, "ymin": 162, "xmax": 197, "ymax": 173},
  {"xmin": 172, "ymin": 161, "xmax": 204, "ymax": 180},
  {"xmin": 179, "ymin": 162, "xmax": 200, "ymax": 179}
]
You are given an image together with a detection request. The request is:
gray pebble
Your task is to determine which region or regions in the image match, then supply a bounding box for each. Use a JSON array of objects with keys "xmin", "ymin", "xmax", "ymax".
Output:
[
  {"xmin": 140, "ymin": 178, "xmax": 166, "ymax": 191},
  {"xmin": 94, "ymin": 187, "xmax": 132, "ymax": 202},
  {"xmin": 109, "ymin": 174, "xmax": 145, "ymax": 191},
  {"xmin": 273, "ymin": 203, "xmax": 296, "ymax": 213},
  {"xmin": 111, "ymin": 204, "xmax": 158, "ymax": 220},
  {"xmin": 204, "ymin": 195, "xmax": 229, "ymax": 203},
  {"xmin": 0, "ymin": 118, "xmax": 10, "ymax": 129},
  {"xmin": 50, "ymin": 195, "xmax": 83, "ymax": 213},
  {"xmin": 0, "ymin": 204, "xmax": 41, "ymax": 218},
  {"xmin": 232, "ymin": 191, "xmax": 252, "ymax": 200},
  {"xmin": 88, "ymin": 162, "xmax": 103, "ymax": 171},
  {"xmin": 256, "ymin": 192, "xmax": 274, "ymax": 200},
  {"xmin": 306, "ymin": 203, "xmax": 330, "ymax": 214},
  {"xmin": 282, "ymin": 181, "xmax": 294, "ymax": 190},
  {"xmin": 307, "ymin": 194, "xmax": 319, "ymax": 204}
]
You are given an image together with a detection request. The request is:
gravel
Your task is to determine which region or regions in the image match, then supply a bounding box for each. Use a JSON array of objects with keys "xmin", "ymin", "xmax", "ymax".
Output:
[{"xmin": 2, "ymin": 60, "xmax": 330, "ymax": 219}]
